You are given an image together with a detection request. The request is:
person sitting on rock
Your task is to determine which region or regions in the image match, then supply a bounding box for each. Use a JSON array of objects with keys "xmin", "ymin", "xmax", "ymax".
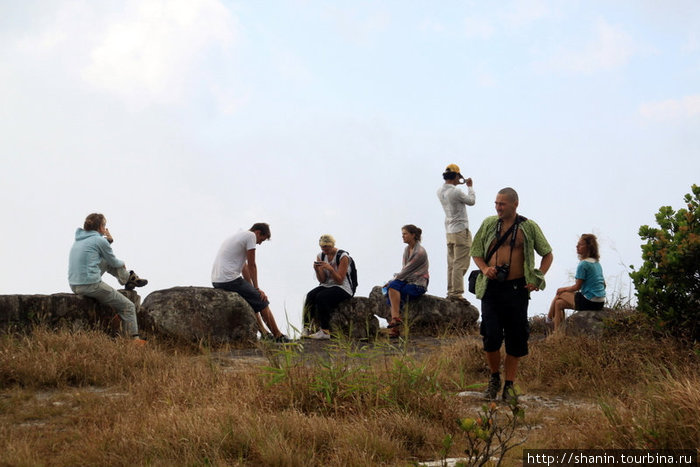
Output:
[
  {"xmin": 547, "ymin": 233, "xmax": 606, "ymax": 335},
  {"xmin": 384, "ymin": 224, "xmax": 429, "ymax": 338},
  {"xmin": 211, "ymin": 222, "xmax": 290, "ymax": 343},
  {"xmin": 302, "ymin": 234, "xmax": 354, "ymax": 340},
  {"xmin": 68, "ymin": 213, "xmax": 148, "ymax": 345}
]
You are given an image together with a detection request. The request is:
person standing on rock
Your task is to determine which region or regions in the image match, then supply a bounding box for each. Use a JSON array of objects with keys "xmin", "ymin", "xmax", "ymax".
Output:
[
  {"xmin": 68, "ymin": 213, "xmax": 148, "ymax": 345},
  {"xmin": 211, "ymin": 223, "xmax": 290, "ymax": 343},
  {"xmin": 471, "ymin": 188, "xmax": 553, "ymax": 403},
  {"xmin": 437, "ymin": 163, "xmax": 475, "ymax": 302}
]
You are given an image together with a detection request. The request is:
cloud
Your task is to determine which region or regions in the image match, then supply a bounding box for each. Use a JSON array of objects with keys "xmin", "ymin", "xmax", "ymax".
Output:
[
  {"xmin": 418, "ymin": 18, "xmax": 445, "ymax": 34},
  {"xmin": 535, "ymin": 18, "xmax": 638, "ymax": 74},
  {"xmin": 323, "ymin": 6, "xmax": 390, "ymax": 46},
  {"xmin": 82, "ymin": 0, "xmax": 237, "ymax": 107},
  {"xmin": 463, "ymin": 16, "xmax": 495, "ymax": 40},
  {"xmin": 639, "ymin": 95, "xmax": 700, "ymax": 121},
  {"xmin": 682, "ymin": 32, "xmax": 700, "ymax": 53},
  {"xmin": 504, "ymin": 0, "xmax": 553, "ymax": 28}
]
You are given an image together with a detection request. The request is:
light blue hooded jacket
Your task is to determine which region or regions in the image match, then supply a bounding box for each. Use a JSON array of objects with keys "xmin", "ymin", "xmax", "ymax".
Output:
[{"xmin": 68, "ymin": 229, "xmax": 125, "ymax": 286}]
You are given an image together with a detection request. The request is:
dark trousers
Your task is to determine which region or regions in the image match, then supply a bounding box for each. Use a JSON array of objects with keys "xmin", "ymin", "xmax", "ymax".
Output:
[
  {"xmin": 304, "ymin": 286, "xmax": 351, "ymax": 330},
  {"xmin": 480, "ymin": 278, "xmax": 530, "ymax": 357}
]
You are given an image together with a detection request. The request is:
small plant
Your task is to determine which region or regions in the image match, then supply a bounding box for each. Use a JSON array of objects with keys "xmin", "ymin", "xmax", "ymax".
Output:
[
  {"xmin": 452, "ymin": 401, "xmax": 528, "ymax": 467},
  {"xmin": 630, "ymin": 184, "xmax": 700, "ymax": 341}
]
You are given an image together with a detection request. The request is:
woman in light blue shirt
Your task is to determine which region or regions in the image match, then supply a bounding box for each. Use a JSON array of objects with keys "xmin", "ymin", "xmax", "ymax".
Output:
[{"xmin": 547, "ymin": 234, "xmax": 606, "ymax": 334}]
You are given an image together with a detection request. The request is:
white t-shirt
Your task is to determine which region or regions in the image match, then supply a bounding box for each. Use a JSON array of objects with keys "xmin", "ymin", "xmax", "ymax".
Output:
[
  {"xmin": 211, "ymin": 230, "xmax": 256, "ymax": 283},
  {"xmin": 317, "ymin": 250, "xmax": 353, "ymax": 296}
]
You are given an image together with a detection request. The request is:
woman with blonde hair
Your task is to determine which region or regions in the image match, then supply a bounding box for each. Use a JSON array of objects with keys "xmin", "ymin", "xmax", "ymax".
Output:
[
  {"xmin": 302, "ymin": 234, "xmax": 354, "ymax": 340},
  {"xmin": 547, "ymin": 233, "xmax": 606, "ymax": 334}
]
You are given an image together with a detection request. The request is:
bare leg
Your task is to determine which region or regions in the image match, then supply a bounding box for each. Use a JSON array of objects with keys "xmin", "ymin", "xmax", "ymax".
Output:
[
  {"xmin": 504, "ymin": 354, "xmax": 519, "ymax": 381},
  {"xmin": 255, "ymin": 313, "xmax": 270, "ymax": 335},
  {"xmin": 388, "ymin": 288, "xmax": 402, "ymax": 321},
  {"xmin": 553, "ymin": 292, "xmax": 574, "ymax": 333},
  {"xmin": 259, "ymin": 307, "xmax": 283, "ymax": 337},
  {"xmin": 486, "ymin": 350, "xmax": 501, "ymax": 373}
]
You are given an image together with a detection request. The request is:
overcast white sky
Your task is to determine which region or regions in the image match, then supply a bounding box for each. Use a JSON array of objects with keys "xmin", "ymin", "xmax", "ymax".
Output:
[{"xmin": 1, "ymin": 0, "xmax": 699, "ymax": 333}]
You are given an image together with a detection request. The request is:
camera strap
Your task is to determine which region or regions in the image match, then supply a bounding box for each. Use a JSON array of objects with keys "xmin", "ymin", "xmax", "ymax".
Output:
[{"xmin": 489, "ymin": 216, "xmax": 524, "ymax": 265}]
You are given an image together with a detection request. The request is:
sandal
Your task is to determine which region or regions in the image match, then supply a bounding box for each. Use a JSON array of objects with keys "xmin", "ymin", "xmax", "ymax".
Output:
[{"xmin": 386, "ymin": 317, "xmax": 403, "ymax": 329}]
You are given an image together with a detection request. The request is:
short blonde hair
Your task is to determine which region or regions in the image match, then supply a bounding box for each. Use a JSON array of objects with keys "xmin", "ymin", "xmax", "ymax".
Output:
[{"xmin": 319, "ymin": 234, "xmax": 336, "ymax": 247}]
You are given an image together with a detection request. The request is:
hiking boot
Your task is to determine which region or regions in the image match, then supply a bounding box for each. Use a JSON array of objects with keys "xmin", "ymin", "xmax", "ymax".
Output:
[
  {"xmin": 274, "ymin": 334, "xmax": 291, "ymax": 343},
  {"xmin": 309, "ymin": 329, "xmax": 330, "ymax": 340},
  {"xmin": 502, "ymin": 384, "xmax": 518, "ymax": 405},
  {"xmin": 125, "ymin": 270, "xmax": 148, "ymax": 290},
  {"xmin": 484, "ymin": 373, "xmax": 501, "ymax": 400}
]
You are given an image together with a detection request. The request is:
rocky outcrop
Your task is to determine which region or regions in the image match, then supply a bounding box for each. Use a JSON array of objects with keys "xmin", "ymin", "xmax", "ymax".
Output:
[
  {"xmin": 138, "ymin": 287, "xmax": 258, "ymax": 345},
  {"xmin": 368, "ymin": 286, "xmax": 479, "ymax": 335},
  {"xmin": 565, "ymin": 309, "xmax": 616, "ymax": 337},
  {"xmin": 329, "ymin": 297, "xmax": 380, "ymax": 338},
  {"xmin": 0, "ymin": 291, "xmax": 140, "ymax": 335}
]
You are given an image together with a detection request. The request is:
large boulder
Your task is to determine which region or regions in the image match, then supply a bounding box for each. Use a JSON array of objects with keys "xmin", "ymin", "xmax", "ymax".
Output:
[
  {"xmin": 139, "ymin": 286, "xmax": 257, "ymax": 345},
  {"xmin": 329, "ymin": 297, "xmax": 380, "ymax": 339},
  {"xmin": 368, "ymin": 286, "xmax": 479, "ymax": 335},
  {"xmin": 0, "ymin": 291, "xmax": 140, "ymax": 335},
  {"xmin": 565, "ymin": 309, "xmax": 617, "ymax": 337}
]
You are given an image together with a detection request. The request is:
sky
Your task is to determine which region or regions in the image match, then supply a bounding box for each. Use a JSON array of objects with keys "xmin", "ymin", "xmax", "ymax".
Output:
[{"xmin": 1, "ymin": 0, "xmax": 699, "ymax": 335}]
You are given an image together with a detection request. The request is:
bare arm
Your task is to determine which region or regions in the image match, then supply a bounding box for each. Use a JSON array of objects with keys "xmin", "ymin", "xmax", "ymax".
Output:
[
  {"xmin": 557, "ymin": 278, "xmax": 584, "ymax": 295},
  {"xmin": 473, "ymin": 256, "xmax": 498, "ymax": 280},
  {"xmin": 315, "ymin": 256, "xmax": 349, "ymax": 284},
  {"xmin": 540, "ymin": 252, "xmax": 553, "ymax": 276},
  {"xmin": 526, "ymin": 251, "xmax": 554, "ymax": 292},
  {"xmin": 245, "ymin": 249, "xmax": 258, "ymax": 288}
]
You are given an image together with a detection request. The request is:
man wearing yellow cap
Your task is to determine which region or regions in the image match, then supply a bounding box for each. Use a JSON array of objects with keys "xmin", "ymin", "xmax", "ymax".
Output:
[{"xmin": 437, "ymin": 163, "xmax": 475, "ymax": 302}]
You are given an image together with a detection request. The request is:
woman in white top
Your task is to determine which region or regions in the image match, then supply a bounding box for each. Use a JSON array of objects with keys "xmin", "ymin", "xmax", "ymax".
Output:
[{"xmin": 302, "ymin": 234, "xmax": 353, "ymax": 339}]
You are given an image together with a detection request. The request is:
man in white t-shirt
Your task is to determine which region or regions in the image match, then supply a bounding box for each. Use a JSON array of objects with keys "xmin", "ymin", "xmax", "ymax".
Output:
[
  {"xmin": 437, "ymin": 163, "xmax": 476, "ymax": 301},
  {"xmin": 212, "ymin": 222, "xmax": 289, "ymax": 342}
]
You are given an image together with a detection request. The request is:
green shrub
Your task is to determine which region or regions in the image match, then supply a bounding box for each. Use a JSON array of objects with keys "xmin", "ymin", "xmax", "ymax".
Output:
[{"xmin": 630, "ymin": 184, "xmax": 700, "ymax": 341}]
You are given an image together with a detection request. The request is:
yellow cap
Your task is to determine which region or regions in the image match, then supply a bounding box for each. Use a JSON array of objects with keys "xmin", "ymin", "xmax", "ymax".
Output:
[{"xmin": 445, "ymin": 163, "xmax": 461, "ymax": 174}]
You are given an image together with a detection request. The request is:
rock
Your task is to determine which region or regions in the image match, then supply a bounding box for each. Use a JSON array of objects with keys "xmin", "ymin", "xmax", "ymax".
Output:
[
  {"xmin": 368, "ymin": 286, "xmax": 479, "ymax": 335},
  {"xmin": 0, "ymin": 291, "xmax": 140, "ymax": 335},
  {"xmin": 329, "ymin": 297, "xmax": 380, "ymax": 339},
  {"xmin": 139, "ymin": 286, "xmax": 258, "ymax": 345},
  {"xmin": 565, "ymin": 309, "xmax": 616, "ymax": 337}
]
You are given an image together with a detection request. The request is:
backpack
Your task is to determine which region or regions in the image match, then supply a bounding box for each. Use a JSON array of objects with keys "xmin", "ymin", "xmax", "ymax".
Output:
[{"xmin": 321, "ymin": 249, "xmax": 358, "ymax": 296}]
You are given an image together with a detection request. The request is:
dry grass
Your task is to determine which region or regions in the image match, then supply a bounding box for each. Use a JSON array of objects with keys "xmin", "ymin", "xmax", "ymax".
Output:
[{"xmin": 1, "ymin": 326, "xmax": 699, "ymax": 466}]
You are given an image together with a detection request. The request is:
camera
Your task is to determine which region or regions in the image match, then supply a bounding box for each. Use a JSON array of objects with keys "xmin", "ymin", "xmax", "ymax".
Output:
[{"xmin": 495, "ymin": 264, "xmax": 510, "ymax": 282}]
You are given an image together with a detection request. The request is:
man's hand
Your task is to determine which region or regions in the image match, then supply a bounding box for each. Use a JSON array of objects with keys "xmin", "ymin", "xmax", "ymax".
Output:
[
  {"xmin": 104, "ymin": 228, "xmax": 114, "ymax": 244},
  {"xmin": 464, "ymin": 177, "xmax": 473, "ymax": 187},
  {"xmin": 257, "ymin": 288, "xmax": 268, "ymax": 302},
  {"xmin": 483, "ymin": 266, "xmax": 497, "ymax": 280},
  {"xmin": 526, "ymin": 283, "xmax": 539, "ymax": 292}
]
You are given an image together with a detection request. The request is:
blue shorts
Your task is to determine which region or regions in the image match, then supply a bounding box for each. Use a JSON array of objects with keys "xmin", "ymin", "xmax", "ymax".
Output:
[{"xmin": 385, "ymin": 280, "xmax": 426, "ymax": 308}]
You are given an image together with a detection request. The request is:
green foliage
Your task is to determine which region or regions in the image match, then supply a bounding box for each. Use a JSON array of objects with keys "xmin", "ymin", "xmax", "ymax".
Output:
[
  {"xmin": 260, "ymin": 337, "xmax": 448, "ymax": 417},
  {"xmin": 630, "ymin": 184, "xmax": 700, "ymax": 341},
  {"xmin": 450, "ymin": 401, "xmax": 528, "ymax": 467}
]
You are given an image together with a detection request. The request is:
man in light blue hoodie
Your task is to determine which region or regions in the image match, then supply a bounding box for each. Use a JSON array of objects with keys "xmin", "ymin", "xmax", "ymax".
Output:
[{"xmin": 68, "ymin": 213, "xmax": 148, "ymax": 343}]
